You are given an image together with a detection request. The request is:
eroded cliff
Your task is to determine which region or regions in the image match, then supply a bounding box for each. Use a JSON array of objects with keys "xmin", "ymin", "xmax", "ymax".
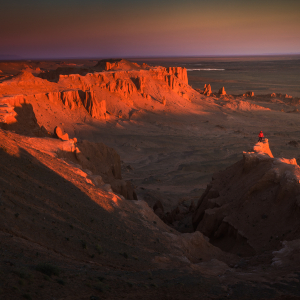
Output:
[{"xmin": 193, "ymin": 139, "xmax": 300, "ymax": 257}]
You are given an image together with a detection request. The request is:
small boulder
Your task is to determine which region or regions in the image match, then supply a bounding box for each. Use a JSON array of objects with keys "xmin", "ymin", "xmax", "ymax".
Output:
[
  {"xmin": 271, "ymin": 93, "xmax": 276, "ymax": 97},
  {"xmin": 54, "ymin": 126, "xmax": 69, "ymax": 141}
]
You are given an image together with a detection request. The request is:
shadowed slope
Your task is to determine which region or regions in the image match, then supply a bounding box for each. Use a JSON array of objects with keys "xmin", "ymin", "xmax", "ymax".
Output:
[
  {"xmin": 0, "ymin": 129, "xmax": 232, "ymax": 299},
  {"xmin": 193, "ymin": 140, "xmax": 300, "ymax": 256}
]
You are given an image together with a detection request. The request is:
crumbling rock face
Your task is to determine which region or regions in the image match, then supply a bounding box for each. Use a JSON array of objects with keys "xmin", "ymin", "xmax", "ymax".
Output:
[
  {"xmin": 193, "ymin": 140, "xmax": 300, "ymax": 256},
  {"xmin": 1, "ymin": 60, "xmax": 192, "ymax": 122},
  {"xmin": 136, "ymin": 76, "xmax": 146, "ymax": 93},
  {"xmin": 45, "ymin": 90, "xmax": 107, "ymax": 119},
  {"xmin": 61, "ymin": 90, "xmax": 84, "ymax": 110},
  {"xmin": 166, "ymin": 75, "xmax": 185, "ymax": 91},
  {"xmin": 82, "ymin": 90, "xmax": 106, "ymax": 119},
  {"xmin": 0, "ymin": 94, "xmax": 26, "ymax": 107},
  {"xmin": 63, "ymin": 140, "xmax": 137, "ymax": 200},
  {"xmin": 168, "ymin": 67, "xmax": 188, "ymax": 85},
  {"xmin": 46, "ymin": 90, "xmax": 84, "ymax": 110},
  {"xmin": 0, "ymin": 102, "xmax": 16, "ymax": 124},
  {"xmin": 107, "ymin": 78, "xmax": 136, "ymax": 98},
  {"xmin": 0, "ymin": 96, "xmax": 51, "ymax": 137},
  {"xmin": 0, "ymin": 95, "xmax": 24, "ymax": 124}
]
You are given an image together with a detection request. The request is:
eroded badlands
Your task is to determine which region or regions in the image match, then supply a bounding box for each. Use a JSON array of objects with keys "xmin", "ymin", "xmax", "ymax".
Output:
[{"xmin": 1, "ymin": 59, "xmax": 300, "ymax": 299}]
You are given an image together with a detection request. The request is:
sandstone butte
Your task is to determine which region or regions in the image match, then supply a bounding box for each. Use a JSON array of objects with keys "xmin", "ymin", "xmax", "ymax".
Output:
[{"xmin": 1, "ymin": 58, "xmax": 300, "ymax": 299}]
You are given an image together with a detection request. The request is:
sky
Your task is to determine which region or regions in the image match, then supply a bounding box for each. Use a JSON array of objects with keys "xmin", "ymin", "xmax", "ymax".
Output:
[{"xmin": 0, "ymin": 0, "xmax": 300, "ymax": 59}]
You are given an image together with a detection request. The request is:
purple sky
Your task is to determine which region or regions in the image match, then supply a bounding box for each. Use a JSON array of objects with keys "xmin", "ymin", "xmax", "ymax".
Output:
[{"xmin": 1, "ymin": 0, "xmax": 300, "ymax": 59}]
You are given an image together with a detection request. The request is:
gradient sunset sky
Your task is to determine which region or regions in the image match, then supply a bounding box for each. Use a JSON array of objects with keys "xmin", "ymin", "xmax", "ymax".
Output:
[{"xmin": 1, "ymin": 0, "xmax": 299, "ymax": 59}]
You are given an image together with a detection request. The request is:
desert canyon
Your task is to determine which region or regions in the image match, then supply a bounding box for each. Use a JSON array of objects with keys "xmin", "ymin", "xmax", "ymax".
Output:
[{"xmin": 1, "ymin": 58, "xmax": 300, "ymax": 299}]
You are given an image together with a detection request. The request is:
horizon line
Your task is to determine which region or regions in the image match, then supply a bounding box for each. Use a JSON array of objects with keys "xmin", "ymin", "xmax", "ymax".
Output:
[{"xmin": 1, "ymin": 53, "xmax": 300, "ymax": 62}]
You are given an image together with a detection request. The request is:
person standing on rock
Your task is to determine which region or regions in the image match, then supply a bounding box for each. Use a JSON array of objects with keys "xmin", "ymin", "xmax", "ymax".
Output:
[{"xmin": 258, "ymin": 131, "xmax": 264, "ymax": 142}]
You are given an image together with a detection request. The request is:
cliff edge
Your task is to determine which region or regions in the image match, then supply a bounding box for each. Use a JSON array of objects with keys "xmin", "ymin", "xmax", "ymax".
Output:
[{"xmin": 193, "ymin": 139, "xmax": 300, "ymax": 256}]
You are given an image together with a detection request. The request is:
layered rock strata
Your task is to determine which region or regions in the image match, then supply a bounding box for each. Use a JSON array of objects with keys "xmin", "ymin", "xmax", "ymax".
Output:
[
  {"xmin": 193, "ymin": 140, "xmax": 300, "ymax": 256},
  {"xmin": 0, "ymin": 59, "xmax": 190, "ymax": 121}
]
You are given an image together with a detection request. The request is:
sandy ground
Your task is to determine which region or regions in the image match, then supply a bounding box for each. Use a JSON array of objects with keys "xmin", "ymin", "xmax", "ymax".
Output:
[{"xmin": 77, "ymin": 95, "xmax": 300, "ymax": 213}]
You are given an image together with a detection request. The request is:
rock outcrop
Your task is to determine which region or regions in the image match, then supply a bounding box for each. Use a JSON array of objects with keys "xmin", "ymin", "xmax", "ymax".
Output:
[
  {"xmin": 0, "ymin": 102, "xmax": 17, "ymax": 124},
  {"xmin": 82, "ymin": 90, "xmax": 106, "ymax": 119},
  {"xmin": 221, "ymin": 100, "xmax": 270, "ymax": 111},
  {"xmin": 168, "ymin": 67, "xmax": 188, "ymax": 85},
  {"xmin": 46, "ymin": 90, "xmax": 85, "ymax": 110},
  {"xmin": 203, "ymin": 84, "xmax": 212, "ymax": 96},
  {"xmin": 193, "ymin": 140, "xmax": 300, "ymax": 256},
  {"xmin": 62, "ymin": 140, "xmax": 137, "ymax": 200},
  {"xmin": 54, "ymin": 126, "xmax": 69, "ymax": 141},
  {"xmin": 218, "ymin": 87, "xmax": 226, "ymax": 96},
  {"xmin": 93, "ymin": 59, "xmax": 140, "ymax": 71},
  {"xmin": 1, "ymin": 59, "xmax": 192, "ymax": 121},
  {"xmin": 253, "ymin": 139, "xmax": 273, "ymax": 157}
]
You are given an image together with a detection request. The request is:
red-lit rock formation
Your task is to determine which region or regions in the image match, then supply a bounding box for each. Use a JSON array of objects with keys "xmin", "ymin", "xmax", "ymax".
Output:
[
  {"xmin": 107, "ymin": 78, "xmax": 136, "ymax": 98},
  {"xmin": 218, "ymin": 87, "xmax": 226, "ymax": 96},
  {"xmin": 193, "ymin": 140, "xmax": 300, "ymax": 256},
  {"xmin": 82, "ymin": 90, "xmax": 106, "ymax": 119},
  {"xmin": 168, "ymin": 67, "xmax": 188, "ymax": 85},
  {"xmin": 137, "ymin": 76, "xmax": 146, "ymax": 93},
  {"xmin": 253, "ymin": 139, "xmax": 273, "ymax": 158},
  {"xmin": 0, "ymin": 102, "xmax": 17, "ymax": 124},
  {"xmin": 0, "ymin": 59, "xmax": 193, "ymax": 124},
  {"xmin": 94, "ymin": 59, "xmax": 141, "ymax": 71},
  {"xmin": 203, "ymin": 84, "xmax": 212, "ymax": 96},
  {"xmin": 54, "ymin": 126, "xmax": 69, "ymax": 141},
  {"xmin": 46, "ymin": 90, "xmax": 84, "ymax": 110}
]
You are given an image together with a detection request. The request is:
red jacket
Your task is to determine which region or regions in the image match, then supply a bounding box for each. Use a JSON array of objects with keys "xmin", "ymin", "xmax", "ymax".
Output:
[{"xmin": 258, "ymin": 132, "xmax": 264, "ymax": 138}]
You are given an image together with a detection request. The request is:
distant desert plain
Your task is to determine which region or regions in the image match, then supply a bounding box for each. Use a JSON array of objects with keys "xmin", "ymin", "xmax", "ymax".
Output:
[{"xmin": 1, "ymin": 58, "xmax": 300, "ymax": 299}]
